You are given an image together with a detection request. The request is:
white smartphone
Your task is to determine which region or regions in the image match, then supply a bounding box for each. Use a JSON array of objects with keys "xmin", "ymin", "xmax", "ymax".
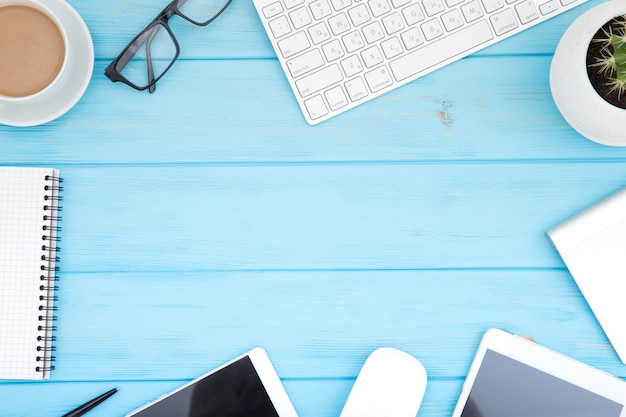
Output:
[
  {"xmin": 452, "ymin": 328, "xmax": 626, "ymax": 417},
  {"xmin": 125, "ymin": 347, "xmax": 299, "ymax": 417}
]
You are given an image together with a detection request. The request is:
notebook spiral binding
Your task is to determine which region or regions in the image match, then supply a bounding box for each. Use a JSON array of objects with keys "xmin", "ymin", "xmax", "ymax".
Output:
[{"xmin": 36, "ymin": 174, "xmax": 63, "ymax": 375}]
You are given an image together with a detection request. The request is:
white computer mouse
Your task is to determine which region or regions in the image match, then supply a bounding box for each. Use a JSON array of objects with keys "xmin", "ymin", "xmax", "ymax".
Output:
[{"xmin": 339, "ymin": 347, "xmax": 427, "ymax": 417}]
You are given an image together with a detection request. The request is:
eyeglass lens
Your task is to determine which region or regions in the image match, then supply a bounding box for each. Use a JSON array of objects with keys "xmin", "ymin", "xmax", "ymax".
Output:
[
  {"xmin": 176, "ymin": 0, "xmax": 231, "ymax": 25},
  {"xmin": 113, "ymin": 0, "xmax": 231, "ymax": 91},
  {"xmin": 116, "ymin": 23, "xmax": 178, "ymax": 90}
]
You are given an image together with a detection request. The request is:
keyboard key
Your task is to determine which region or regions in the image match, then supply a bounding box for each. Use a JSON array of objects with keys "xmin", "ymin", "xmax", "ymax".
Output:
[
  {"xmin": 390, "ymin": 20, "xmax": 493, "ymax": 81},
  {"xmin": 442, "ymin": 9, "xmax": 464, "ymax": 31},
  {"xmin": 263, "ymin": 2, "xmax": 284, "ymax": 18},
  {"xmin": 340, "ymin": 54, "xmax": 365, "ymax": 76},
  {"xmin": 382, "ymin": 12, "xmax": 406, "ymax": 34},
  {"xmin": 515, "ymin": 0, "xmax": 539, "ymax": 23},
  {"xmin": 287, "ymin": 49, "xmax": 325, "ymax": 77},
  {"xmin": 402, "ymin": 3, "xmax": 426, "ymax": 25},
  {"xmin": 365, "ymin": 65, "xmax": 393, "ymax": 91},
  {"xmin": 308, "ymin": 21, "xmax": 332, "ymax": 43},
  {"xmin": 391, "ymin": 0, "xmax": 411, "ymax": 8},
  {"xmin": 342, "ymin": 30, "xmax": 366, "ymax": 52},
  {"xmin": 445, "ymin": 0, "xmax": 465, "ymax": 6},
  {"xmin": 363, "ymin": 21, "xmax": 385, "ymax": 43},
  {"xmin": 348, "ymin": 4, "xmax": 371, "ymax": 25},
  {"xmin": 328, "ymin": 12, "xmax": 352, "ymax": 34},
  {"xmin": 400, "ymin": 27, "xmax": 424, "ymax": 49},
  {"xmin": 345, "ymin": 77, "xmax": 369, "ymax": 101},
  {"xmin": 289, "ymin": 7, "xmax": 312, "ymax": 29},
  {"xmin": 423, "ymin": 0, "xmax": 446, "ymax": 16},
  {"xmin": 489, "ymin": 8, "xmax": 518, "ymax": 35},
  {"xmin": 461, "ymin": 1, "xmax": 485, "ymax": 22},
  {"xmin": 324, "ymin": 85, "xmax": 349, "ymax": 110},
  {"xmin": 304, "ymin": 95, "xmax": 329, "ymax": 119},
  {"xmin": 322, "ymin": 39, "xmax": 346, "ymax": 60},
  {"xmin": 381, "ymin": 36, "xmax": 404, "ymax": 58},
  {"xmin": 295, "ymin": 64, "xmax": 344, "ymax": 97},
  {"xmin": 331, "ymin": 0, "xmax": 354, "ymax": 10},
  {"xmin": 539, "ymin": 0, "xmax": 559, "ymax": 15},
  {"xmin": 368, "ymin": 0, "xmax": 392, "ymax": 17},
  {"xmin": 481, "ymin": 0, "xmax": 504, "ymax": 13},
  {"xmin": 361, "ymin": 45, "xmax": 384, "ymax": 67},
  {"xmin": 278, "ymin": 31, "xmax": 311, "ymax": 57},
  {"xmin": 310, "ymin": 0, "xmax": 334, "ymax": 19},
  {"xmin": 421, "ymin": 18, "xmax": 444, "ymax": 40},
  {"xmin": 269, "ymin": 16, "xmax": 292, "ymax": 38}
]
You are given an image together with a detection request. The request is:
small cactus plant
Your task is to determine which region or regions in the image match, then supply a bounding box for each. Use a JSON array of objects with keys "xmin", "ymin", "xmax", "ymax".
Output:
[{"xmin": 587, "ymin": 15, "xmax": 626, "ymax": 109}]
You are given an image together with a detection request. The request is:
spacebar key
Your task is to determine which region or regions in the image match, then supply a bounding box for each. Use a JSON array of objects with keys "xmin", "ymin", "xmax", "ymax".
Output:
[{"xmin": 390, "ymin": 21, "xmax": 493, "ymax": 82}]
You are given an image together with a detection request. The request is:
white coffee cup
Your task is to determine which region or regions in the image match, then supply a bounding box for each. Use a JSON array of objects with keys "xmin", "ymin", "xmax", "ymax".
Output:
[{"xmin": 0, "ymin": 0, "xmax": 69, "ymax": 103}]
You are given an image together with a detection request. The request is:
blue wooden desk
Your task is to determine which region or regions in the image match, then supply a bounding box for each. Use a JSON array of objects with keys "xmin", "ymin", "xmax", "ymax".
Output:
[{"xmin": 1, "ymin": 0, "xmax": 626, "ymax": 415}]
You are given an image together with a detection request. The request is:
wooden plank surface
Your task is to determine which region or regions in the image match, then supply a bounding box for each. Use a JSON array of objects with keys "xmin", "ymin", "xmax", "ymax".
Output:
[
  {"xmin": 52, "ymin": 269, "xmax": 622, "ymax": 378},
  {"xmin": 3, "ymin": 57, "xmax": 626, "ymax": 163},
  {"xmin": 54, "ymin": 163, "xmax": 626, "ymax": 271},
  {"xmin": 2, "ymin": 0, "xmax": 626, "ymax": 416},
  {"xmin": 0, "ymin": 267, "xmax": 622, "ymax": 416}
]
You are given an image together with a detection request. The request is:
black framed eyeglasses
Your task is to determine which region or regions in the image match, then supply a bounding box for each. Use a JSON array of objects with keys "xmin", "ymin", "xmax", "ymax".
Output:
[{"xmin": 104, "ymin": 0, "xmax": 232, "ymax": 93}]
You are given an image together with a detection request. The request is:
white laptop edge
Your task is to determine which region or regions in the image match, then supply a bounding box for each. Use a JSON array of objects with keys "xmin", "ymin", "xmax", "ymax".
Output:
[{"xmin": 547, "ymin": 187, "xmax": 626, "ymax": 365}]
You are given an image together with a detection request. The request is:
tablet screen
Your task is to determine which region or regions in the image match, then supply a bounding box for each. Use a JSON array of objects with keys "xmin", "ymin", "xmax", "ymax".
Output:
[
  {"xmin": 131, "ymin": 355, "xmax": 281, "ymax": 417},
  {"xmin": 460, "ymin": 349, "xmax": 624, "ymax": 417}
]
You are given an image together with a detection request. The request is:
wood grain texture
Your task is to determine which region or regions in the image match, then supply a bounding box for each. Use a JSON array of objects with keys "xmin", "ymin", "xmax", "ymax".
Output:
[
  {"xmin": 4, "ymin": 57, "xmax": 626, "ymax": 163},
  {"xmin": 55, "ymin": 163, "xmax": 626, "ymax": 271},
  {"xmin": 0, "ymin": 268, "xmax": 620, "ymax": 415},
  {"xmin": 51, "ymin": 269, "xmax": 622, "ymax": 379},
  {"xmin": 1, "ymin": 0, "xmax": 626, "ymax": 416}
]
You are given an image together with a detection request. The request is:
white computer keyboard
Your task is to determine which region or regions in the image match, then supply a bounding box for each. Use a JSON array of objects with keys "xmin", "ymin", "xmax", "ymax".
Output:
[{"xmin": 252, "ymin": 0, "xmax": 588, "ymax": 124}]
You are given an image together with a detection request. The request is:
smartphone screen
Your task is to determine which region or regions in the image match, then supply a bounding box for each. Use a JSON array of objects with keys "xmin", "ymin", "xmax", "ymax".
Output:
[{"xmin": 129, "ymin": 355, "xmax": 282, "ymax": 417}]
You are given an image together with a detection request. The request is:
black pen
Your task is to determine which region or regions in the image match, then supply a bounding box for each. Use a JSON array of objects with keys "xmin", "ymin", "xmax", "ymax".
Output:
[{"xmin": 61, "ymin": 388, "xmax": 118, "ymax": 417}]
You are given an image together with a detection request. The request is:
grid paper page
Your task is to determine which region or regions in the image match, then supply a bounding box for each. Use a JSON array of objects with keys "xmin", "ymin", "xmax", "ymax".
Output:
[{"xmin": 0, "ymin": 167, "xmax": 58, "ymax": 380}]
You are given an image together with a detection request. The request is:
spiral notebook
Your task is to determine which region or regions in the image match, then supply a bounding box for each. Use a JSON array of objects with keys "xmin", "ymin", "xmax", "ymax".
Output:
[{"xmin": 0, "ymin": 167, "xmax": 62, "ymax": 380}]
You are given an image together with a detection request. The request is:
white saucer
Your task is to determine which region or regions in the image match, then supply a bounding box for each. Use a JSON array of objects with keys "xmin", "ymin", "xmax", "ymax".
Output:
[{"xmin": 0, "ymin": 0, "xmax": 94, "ymax": 127}]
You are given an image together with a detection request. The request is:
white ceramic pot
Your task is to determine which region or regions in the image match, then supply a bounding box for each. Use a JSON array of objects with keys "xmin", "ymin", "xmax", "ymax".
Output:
[{"xmin": 550, "ymin": 0, "xmax": 626, "ymax": 146}]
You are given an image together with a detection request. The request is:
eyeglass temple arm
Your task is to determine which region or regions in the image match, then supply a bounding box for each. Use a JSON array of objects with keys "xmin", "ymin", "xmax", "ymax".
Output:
[{"xmin": 145, "ymin": 33, "xmax": 157, "ymax": 93}]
